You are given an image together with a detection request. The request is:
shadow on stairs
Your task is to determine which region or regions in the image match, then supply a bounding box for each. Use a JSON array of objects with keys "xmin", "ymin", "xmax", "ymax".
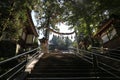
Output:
[{"xmin": 24, "ymin": 53, "xmax": 115, "ymax": 80}]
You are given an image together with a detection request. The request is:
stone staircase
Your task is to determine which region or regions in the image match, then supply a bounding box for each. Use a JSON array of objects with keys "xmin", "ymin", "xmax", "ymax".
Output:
[{"xmin": 25, "ymin": 53, "xmax": 114, "ymax": 80}]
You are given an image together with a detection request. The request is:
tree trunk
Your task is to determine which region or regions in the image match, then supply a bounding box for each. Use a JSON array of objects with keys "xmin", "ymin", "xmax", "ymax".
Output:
[{"xmin": 44, "ymin": 16, "xmax": 50, "ymax": 53}]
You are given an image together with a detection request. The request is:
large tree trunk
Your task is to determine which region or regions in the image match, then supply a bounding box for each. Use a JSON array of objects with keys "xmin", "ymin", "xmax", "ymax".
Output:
[
  {"xmin": 43, "ymin": 16, "xmax": 50, "ymax": 53},
  {"xmin": 40, "ymin": 38, "xmax": 48, "ymax": 53}
]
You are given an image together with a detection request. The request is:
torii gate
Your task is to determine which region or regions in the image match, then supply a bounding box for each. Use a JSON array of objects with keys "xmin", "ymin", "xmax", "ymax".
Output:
[{"xmin": 39, "ymin": 27, "xmax": 75, "ymax": 53}]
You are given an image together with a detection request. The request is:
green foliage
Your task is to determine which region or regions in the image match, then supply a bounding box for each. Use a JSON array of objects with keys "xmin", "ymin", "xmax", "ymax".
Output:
[
  {"xmin": 72, "ymin": 41, "xmax": 78, "ymax": 48},
  {"xmin": 96, "ymin": 0, "xmax": 120, "ymax": 14},
  {"xmin": 0, "ymin": 0, "xmax": 118, "ymax": 45},
  {"xmin": 0, "ymin": 0, "xmax": 119, "ymax": 42},
  {"xmin": 50, "ymin": 35, "xmax": 72, "ymax": 50},
  {"xmin": 0, "ymin": 0, "xmax": 39, "ymax": 40},
  {"xmin": 36, "ymin": 0, "xmax": 67, "ymax": 38},
  {"xmin": 57, "ymin": 0, "xmax": 120, "ymax": 46}
]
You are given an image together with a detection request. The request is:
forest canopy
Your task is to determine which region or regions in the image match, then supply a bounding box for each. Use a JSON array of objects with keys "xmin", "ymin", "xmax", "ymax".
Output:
[{"xmin": 0, "ymin": 0, "xmax": 120, "ymax": 45}]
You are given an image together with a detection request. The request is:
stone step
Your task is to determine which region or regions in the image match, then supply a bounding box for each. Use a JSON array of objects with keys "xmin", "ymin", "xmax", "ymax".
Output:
[
  {"xmin": 31, "ymin": 68, "xmax": 94, "ymax": 73},
  {"xmin": 26, "ymin": 77, "xmax": 116, "ymax": 80},
  {"xmin": 28, "ymin": 71, "xmax": 112, "ymax": 77},
  {"xmin": 27, "ymin": 72, "xmax": 96, "ymax": 78},
  {"xmin": 34, "ymin": 63, "xmax": 93, "ymax": 67},
  {"xmin": 25, "ymin": 53, "xmax": 116, "ymax": 80},
  {"xmin": 34, "ymin": 66, "xmax": 93, "ymax": 70}
]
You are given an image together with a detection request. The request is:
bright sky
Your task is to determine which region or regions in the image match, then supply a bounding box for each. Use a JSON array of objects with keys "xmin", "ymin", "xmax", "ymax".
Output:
[
  {"xmin": 49, "ymin": 23, "xmax": 75, "ymax": 41},
  {"xmin": 31, "ymin": 11, "xmax": 75, "ymax": 41}
]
